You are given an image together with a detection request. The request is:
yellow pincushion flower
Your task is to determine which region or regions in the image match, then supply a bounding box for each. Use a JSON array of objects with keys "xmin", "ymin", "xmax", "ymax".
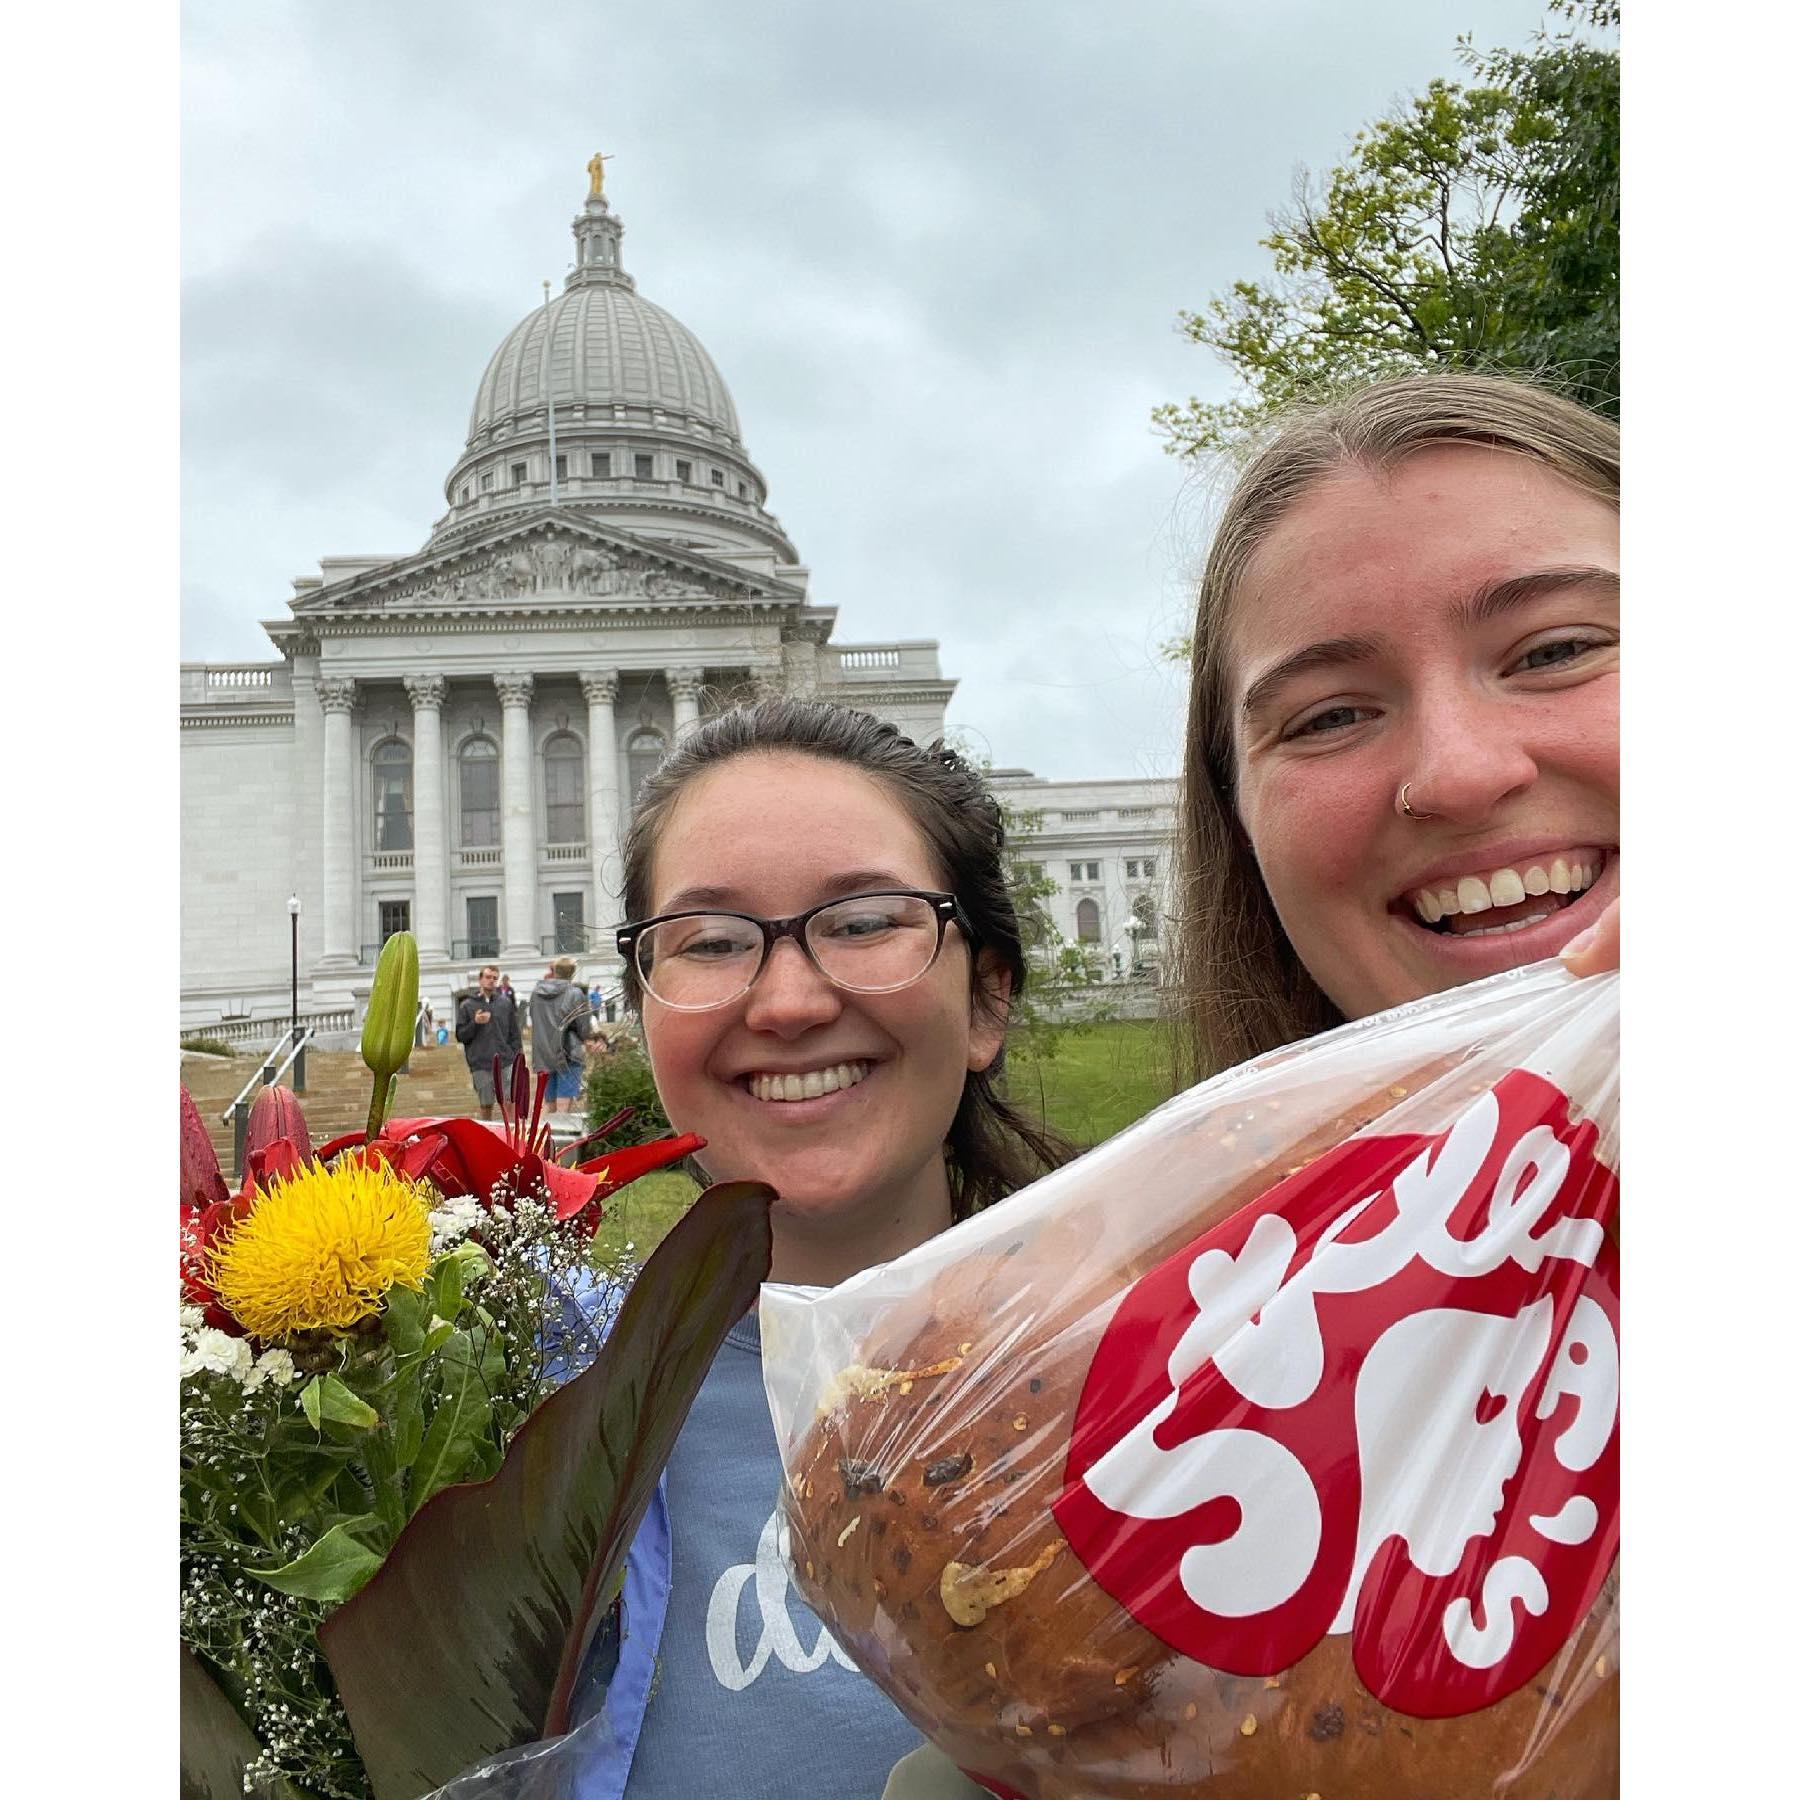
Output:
[{"xmin": 210, "ymin": 1157, "xmax": 434, "ymax": 1340}]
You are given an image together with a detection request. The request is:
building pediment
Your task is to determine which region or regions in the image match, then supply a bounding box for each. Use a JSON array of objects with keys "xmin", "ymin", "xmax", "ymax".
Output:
[{"xmin": 288, "ymin": 511, "xmax": 803, "ymax": 620}]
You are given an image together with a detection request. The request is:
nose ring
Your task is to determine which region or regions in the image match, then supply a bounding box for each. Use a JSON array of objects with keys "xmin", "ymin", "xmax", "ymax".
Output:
[{"xmin": 1397, "ymin": 782, "xmax": 1438, "ymax": 821}]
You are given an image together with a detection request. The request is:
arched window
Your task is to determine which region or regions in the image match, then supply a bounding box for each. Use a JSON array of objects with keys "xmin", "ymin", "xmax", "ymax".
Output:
[
  {"xmin": 459, "ymin": 738, "xmax": 500, "ymax": 847},
  {"xmin": 1075, "ymin": 897, "xmax": 1101, "ymax": 943},
  {"xmin": 544, "ymin": 733, "xmax": 585, "ymax": 844},
  {"xmin": 372, "ymin": 740, "xmax": 412, "ymax": 852},
  {"xmin": 627, "ymin": 729, "xmax": 667, "ymax": 805}
]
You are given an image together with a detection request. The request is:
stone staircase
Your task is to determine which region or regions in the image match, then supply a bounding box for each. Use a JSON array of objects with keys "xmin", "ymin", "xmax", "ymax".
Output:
[{"xmin": 180, "ymin": 1043, "xmax": 491, "ymax": 1176}]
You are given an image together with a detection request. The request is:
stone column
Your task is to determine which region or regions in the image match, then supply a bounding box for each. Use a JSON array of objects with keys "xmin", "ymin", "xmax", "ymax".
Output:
[
  {"xmin": 404, "ymin": 674, "xmax": 448, "ymax": 960},
  {"xmin": 317, "ymin": 677, "xmax": 358, "ymax": 966},
  {"xmin": 581, "ymin": 670, "xmax": 623, "ymax": 923},
  {"xmin": 495, "ymin": 672, "xmax": 537, "ymax": 960},
  {"xmin": 667, "ymin": 667, "xmax": 704, "ymax": 740}
]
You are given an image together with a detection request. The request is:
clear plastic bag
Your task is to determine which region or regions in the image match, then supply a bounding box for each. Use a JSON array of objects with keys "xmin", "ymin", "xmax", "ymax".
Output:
[{"xmin": 763, "ymin": 961, "xmax": 1618, "ymax": 1799}]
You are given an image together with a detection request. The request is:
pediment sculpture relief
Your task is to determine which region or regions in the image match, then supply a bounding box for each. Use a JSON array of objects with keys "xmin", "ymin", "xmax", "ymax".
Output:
[{"xmin": 362, "ymin": 534, "xmax": 718, "ymax": 606}]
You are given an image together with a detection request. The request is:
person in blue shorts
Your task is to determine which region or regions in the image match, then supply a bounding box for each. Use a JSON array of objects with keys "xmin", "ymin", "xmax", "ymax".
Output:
[{"xmin": 529, "ymin": 954, "xmax": 596, "ymax": 1113}]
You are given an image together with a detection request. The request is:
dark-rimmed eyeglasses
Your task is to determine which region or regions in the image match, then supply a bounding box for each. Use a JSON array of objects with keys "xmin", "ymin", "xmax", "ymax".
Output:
[{"xmin": 615, "ymin": 889, "xmax": 971, "ymax": 1012}]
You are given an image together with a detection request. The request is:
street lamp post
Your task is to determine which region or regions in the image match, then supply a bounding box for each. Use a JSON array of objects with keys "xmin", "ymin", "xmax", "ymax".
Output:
[{"xmin": 288, "ymin": 894, "xmax": 305, "ymax": 1092}]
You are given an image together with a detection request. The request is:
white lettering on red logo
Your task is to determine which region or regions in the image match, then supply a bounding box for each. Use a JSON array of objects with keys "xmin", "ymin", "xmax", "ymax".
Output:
[{"xmin": 1053, "ymin": 1070, "xmax": 1618, "ymax": 1719}]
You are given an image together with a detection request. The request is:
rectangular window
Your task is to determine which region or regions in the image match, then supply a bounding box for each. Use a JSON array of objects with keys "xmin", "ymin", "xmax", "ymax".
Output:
[
  {"xmin": 459, "ymin": 486, "xmax": 470, "ymax": 503},
  {"xmin": 480, "ymin": 471, "xmax": 494, "ymax": 491},
  {"xmin": 1086, "ymin": 861, "xmax": 1100, "ymax": 882},
  {"xmin": 466, "ymin": 896, "xmax": 499, "ymax": 960},
  {"xmin": 545, "ymin": 757, "xmax": 584, "ymax": 844},
  {"xmin": 378, "ymin": 899, "xmax": 411, "ymax": 946},
  {"xmin": 511, "ymin": 462, "xmax": 528, "ymax": 486},
  {"xmin": 592, "ymin": 451, "xmax": 611, "ymax": 478},
  {"xmin": 1142, "ymin": 857, "xmax": 1157, "ymax": 879},
  {"xmin": 634, "ymin": 453, "xmax": 654, "ymax": 479},
  {"xmin": 675, "ymin": 458, "xmax": 692, "ymax": 482},
  {"xmin": 461, "ymin": 756, "xmax": 500, "ymax": 848},
  {"xmin": 738, "ymin": 481, "xmax": 749, "ymax": 499},
  {"xmin": 552, "ymin": 892, "xmax": 585, "ymax": 955},
  {"xmin": 554, "ymin": 454, "xmax": 567, "ymax": 481},
  {"xmin": 1125, "ymin": 859, "xmax": 1139, "ymax": 878},
  {"xmin": 1068, "ymin": 862, "xmax": 1084, "ymax": 882},
  {"xmin": 710, "ymin": 468, "xmax": 726, "ymax": 487}
]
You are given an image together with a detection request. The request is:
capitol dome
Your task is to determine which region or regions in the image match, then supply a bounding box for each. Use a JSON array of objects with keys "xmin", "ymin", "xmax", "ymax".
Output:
[
  {"xmin": 467, "ymin": 283, "xmax": 742, "ymax": 447},
  {"xmin": 429, "ymin": 173, "xmax": 792, "ymax": 561}
]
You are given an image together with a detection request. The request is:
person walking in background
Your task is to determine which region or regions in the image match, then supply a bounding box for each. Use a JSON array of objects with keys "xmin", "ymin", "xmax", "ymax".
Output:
[
  {"xmin": 454, "ymin": 964, "xmax": 521, "ymax": 1121},
  {"xmin": 530, "ymin": 955, "xmax": 595, "ymax": 1114}
]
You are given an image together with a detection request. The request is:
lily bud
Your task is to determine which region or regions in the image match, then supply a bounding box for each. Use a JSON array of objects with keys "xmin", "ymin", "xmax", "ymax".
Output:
[
  {"xmin": 180, "ymin": 1085, "xmax": 228, "ymax": 1211},
  {"xmin": 362, "ymin": 931, "xmax": 419, "ymax": 1138},
  {"xmin": 247, "ymin": 1083, "xmax": 313, "ymax": 1165}
]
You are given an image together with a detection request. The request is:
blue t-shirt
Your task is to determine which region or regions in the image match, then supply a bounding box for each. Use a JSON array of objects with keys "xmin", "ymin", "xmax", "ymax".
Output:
[{"xmin": 622, "ymin": 1313, "xmax": 923, "ymax": 1797}]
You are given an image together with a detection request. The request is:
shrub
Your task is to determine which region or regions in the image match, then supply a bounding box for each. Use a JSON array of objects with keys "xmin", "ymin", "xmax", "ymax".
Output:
[
  {"xmin": 181, "ymin": 1036, "xmax": 234, "ymax": 1058},
  {"xmin": 584, "ymin": 1038, "xmax": 671, "ymax": 1150}
]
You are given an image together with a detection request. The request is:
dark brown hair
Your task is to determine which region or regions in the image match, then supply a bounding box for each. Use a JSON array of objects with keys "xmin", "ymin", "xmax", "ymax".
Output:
[
  {"xmin": 1172, "ymin": 372, "xmax": 1621, "ymax": 1084},
  {"xmin": 620, "ymin": 697, "xmax": 1074, "ymax": 1217}
]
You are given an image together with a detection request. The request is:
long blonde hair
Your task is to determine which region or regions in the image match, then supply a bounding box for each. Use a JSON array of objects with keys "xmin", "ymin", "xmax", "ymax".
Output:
[{"xmin": 1170, "ymin": 372, "xmax": 1620, "ymax": 1084}]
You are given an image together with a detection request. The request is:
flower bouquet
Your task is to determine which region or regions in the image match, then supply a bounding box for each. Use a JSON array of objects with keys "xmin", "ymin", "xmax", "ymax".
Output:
[{"xmin": 180, "ymin": 934, "xmax": 773, "ymax": 1800}]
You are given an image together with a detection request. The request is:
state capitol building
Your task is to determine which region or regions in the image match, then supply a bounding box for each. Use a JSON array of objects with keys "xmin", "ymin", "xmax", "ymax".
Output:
[{"xmin": 180, "ymin": 171, "xmax": 1175, "ymax": 1038}]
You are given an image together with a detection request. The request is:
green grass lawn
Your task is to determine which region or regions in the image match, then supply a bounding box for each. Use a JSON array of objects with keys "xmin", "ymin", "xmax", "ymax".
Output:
[
  {"xmin": 588, "ymin": 1019, "xmax": 1175, "ymax": 1267},
  {"xmin": 1003, "ymin": 1017, "xmax": 1177, "ymax": 1151}
]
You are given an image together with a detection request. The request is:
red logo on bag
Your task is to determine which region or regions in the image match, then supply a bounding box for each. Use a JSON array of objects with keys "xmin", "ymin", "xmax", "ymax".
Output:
[{"xmin": 1053, "ymin": 1070, "xmax": 1618, "ymax": 1719}]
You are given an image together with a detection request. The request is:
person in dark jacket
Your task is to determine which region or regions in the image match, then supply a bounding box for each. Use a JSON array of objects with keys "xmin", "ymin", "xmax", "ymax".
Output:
[{"xmin": 453, "ymin": 964, "xmax": 521, "ymax": 1119}]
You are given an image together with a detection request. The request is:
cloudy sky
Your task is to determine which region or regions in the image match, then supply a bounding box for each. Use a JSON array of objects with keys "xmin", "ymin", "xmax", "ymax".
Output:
[{"xmin": 183, "ymin": 0, "xmax": 1554, "ymax": 782}]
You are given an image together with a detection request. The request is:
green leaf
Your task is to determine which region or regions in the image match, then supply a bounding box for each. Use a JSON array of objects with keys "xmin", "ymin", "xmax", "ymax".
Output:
[
  {"xmin": 405, "ymin": 1329, "xmax": 492, "ymax": 1515},
  {"xmin": 383, "ymin": 1284, "xmax": 427, "ymax": 1357},
  {"xmin": 301, "ymin": 1372, "xmax": 380, "ymax": 1431},
  {"xmin": 319, "ymin": 1180, "xmax": 774, "ymax": 1800},
  {"xmin": 388, "ymin": 1378, "xmax": 425, "ymax": 1471},
  {"xmin": 252, "ymin": 1515, "xmax": 390, "ymax": 1604},
  {"xmin": 423, "ymin": 1248, "xmax": 469, "ymax": 1323}
]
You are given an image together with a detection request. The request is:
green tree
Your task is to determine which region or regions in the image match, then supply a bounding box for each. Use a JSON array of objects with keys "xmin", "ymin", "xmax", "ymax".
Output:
[{"xmin": 1153, "ymin": 2, "xmax": 1618, "ymax": 459}]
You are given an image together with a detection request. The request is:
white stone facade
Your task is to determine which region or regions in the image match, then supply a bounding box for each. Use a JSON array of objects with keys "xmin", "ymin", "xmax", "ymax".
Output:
[
  {"xmin": 180, "ymin": 179, "xmax": 1172, "ymax": 1036},
  {"xmin": 989, "ymin": 772, "xmax": 1178, "ymax": 978}
]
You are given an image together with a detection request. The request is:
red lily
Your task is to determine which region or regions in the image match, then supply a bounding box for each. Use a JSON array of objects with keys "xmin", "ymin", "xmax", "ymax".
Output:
[
  {"xmin": 179, "ymin": 1084, "xmax": 317, "ymax": 1333},
  {"xmin": 317, "ymin": 1053, "xmax": 703, "ymax": 1235}
]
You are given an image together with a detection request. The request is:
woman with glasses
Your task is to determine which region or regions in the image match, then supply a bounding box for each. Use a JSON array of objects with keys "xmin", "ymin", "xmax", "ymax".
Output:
[{"xmin": 573, "ymin": 697, "xmax": 1071, "ymax": 1799}]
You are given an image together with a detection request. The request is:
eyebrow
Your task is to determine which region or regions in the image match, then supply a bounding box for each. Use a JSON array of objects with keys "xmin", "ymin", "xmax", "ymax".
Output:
[
  {"xmin": 656, "ymin": 870, "xmax": 921, "ymax": 913},
  {"xmin": 1239, "ymin": 563, "xmax": 1618, "ymax": 721}
]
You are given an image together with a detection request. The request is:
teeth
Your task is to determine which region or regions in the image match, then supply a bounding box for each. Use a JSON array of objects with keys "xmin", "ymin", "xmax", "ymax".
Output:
[
  {"xmin": 1488, "ymin": 868, "xmax": 1526, "ymax": 907},
  {"xmin": 1456, "ymin": 876, "xmax": 1493, "ymax": 916},
  {"xmin": 1458, "ymin": 909, "xmax": 1557, "ymax": 939},
  {"xmin": 750, "ymin": 1061, "xmax": 869, "ymax": 1104},
  {"xmin": 1407, "ymin": 851, "xmax": 1606, "ymax": 929}
]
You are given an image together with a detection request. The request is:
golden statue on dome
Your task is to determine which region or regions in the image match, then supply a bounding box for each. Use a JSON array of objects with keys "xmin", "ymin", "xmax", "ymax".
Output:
[{"xmin": 586, "ymin": 150, "xmax": 613, "ymax": 198}]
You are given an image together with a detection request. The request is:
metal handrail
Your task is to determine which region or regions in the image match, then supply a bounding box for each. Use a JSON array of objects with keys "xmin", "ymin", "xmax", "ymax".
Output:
[{"xmin": 221, "ymin": 1026, "xmax": 316, "ymax": 1180}]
